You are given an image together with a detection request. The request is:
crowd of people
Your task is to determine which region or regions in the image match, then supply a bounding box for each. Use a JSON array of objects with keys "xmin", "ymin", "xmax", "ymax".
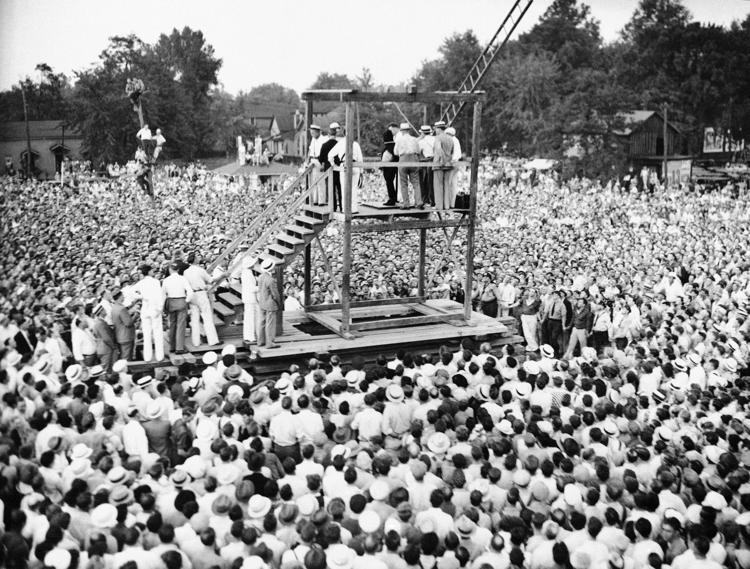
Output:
[{"xmin": 2, "ymin": 152, "xmax": 750, "ymax": 569}]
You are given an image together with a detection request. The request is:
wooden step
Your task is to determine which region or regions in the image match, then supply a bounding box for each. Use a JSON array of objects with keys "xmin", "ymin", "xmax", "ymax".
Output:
[
  {"xmin": 284, "ymin": 224, "xmax": 314, "ymax": 236},
  {"xmin": 268, "ymin": 243, "xmax": 295, "ymax": 259},
  {"xmin": 217, "ymin": 292, "xmax": 243, "ymax": 308},
  {"xmin": 293, "ymin": 215, "xmax": 326, "ymax": 228},
  {"xmin": 229, "ymin": 283, "xmax": 243, "ymax": 298},
  {"xmin": 213, "ymin": 314, "xmax": 225, "ymax": 328},
  {"xmin": 213, "ymin": 302, "xmax": 234, "ymax": 318},
  {"xmin": 302, "ymin": 205, "xmax": 330, "ymax": 219},
  {"xmin": 278, "ymin": 233, "xmax": 304, "ymax": 247}
]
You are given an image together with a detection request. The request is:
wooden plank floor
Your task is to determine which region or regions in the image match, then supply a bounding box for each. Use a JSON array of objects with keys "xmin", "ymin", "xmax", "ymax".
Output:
[
  {"xmin": 126, "ymin": 300, "xmax": 522, "ymax": 376},
  {"xmin": 330, "ymin": 203, "xmax": 469, "ymax": 221}
]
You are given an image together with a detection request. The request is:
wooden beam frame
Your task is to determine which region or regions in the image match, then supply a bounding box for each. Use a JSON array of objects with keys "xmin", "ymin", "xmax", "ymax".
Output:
[
  {"xmin": 341, "ymin": 102, "xmax": 354, "ymax": 338},
  {"xmin": 464, "ymin": 101, "xmax": 482, "ymax": 322},
  {"xmin": 349, "ymin": 313, "xmax": 464, "ymax": 332},
  {"xmin": 306, "ymin": 296, "xmax": 425, "ymax": 312},
  {"xmin": 302, "ymin": 90, "xmax": 487, "ymax": 104},
  {"xmin": 350, "ymin": 218, "xmax": 470, "ymax": 234}
]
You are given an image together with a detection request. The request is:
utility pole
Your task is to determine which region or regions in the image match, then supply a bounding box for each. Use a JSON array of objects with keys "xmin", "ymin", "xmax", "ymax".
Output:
[
  {"xmin": 662, "ymin": 103, "xmax": 668, "ymax": 185},
  {"xmin": 20, "ymin": 82, "xmax": 32, "ymax": 178}
]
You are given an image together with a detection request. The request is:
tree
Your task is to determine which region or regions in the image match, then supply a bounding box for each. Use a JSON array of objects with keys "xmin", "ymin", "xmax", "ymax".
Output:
[
  {"xmin": 0, "ymin": 63, "xmax": 71, "ymax": 122},
  {"xmin": 246, "ymin": 83, "xmax": 300, "ymax": 106},
  {"xmin": 67, "ymin": 28, "xmax": 222, "ymax": 164},
  {"xmin": 309, "ymin": 73, "xmax": 355, "ymax": 90}
]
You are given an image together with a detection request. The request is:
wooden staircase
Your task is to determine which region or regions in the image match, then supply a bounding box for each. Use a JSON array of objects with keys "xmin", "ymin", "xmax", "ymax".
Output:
[{"xmin": 207, "ymin": 169, "xmax": 332, "ymax": 330}]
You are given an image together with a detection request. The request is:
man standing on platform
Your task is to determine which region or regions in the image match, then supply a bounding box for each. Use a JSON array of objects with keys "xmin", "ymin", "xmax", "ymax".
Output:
[
  {"xmin": 162, "ymin": 262, "xmax": 193, "ymax": 355},
  {"xmin": 111, "ymin": 292, "xmax": 136, "ymax": 361},
  {"xmin": 432, "ymin": 121, "xmax": 455, "ymax": 210},
  {"xmin": 184, "ymin": 252, "xmax": 221, "ymax": 348},
  {"xmin": 132, "ymin": 264, "xmax": 165, "ymax": 362},
  {"xmin": 318, "ymin": 122, "xmax": 340, "ymax": 211},
  {"xmin": 418, "ymin": 125, "xmax": 435, "ymax": 207},
  {"xmin": 381, "ymin": 122, "xmax": 399, "ymax": 206},
  {"xmin": 394, "ymin": 123, "xmax": 424, "ymax": 209},
  {"xmin": 240, "ymin": 256, "xmax": 259, "ymax": 348},
  {"xmin": 257, "ymin": 258, "xmax": 281, "ymax": 349},
  {"xmin": 446, "ymin": 126, "xmax": 463, "ymax": 207},
  {"xmin": 92, "ymin": 305, "xmax": 117, "ymax": 372},
  {"xmin": 307, "ymin": 124, "xmax": 327, "ymax": 205}
]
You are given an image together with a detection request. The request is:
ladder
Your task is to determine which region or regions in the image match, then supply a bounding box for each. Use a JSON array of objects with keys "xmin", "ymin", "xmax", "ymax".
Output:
[{"xmin": 441, "ymin": 0, "xmax": 535, "ymax": 126}]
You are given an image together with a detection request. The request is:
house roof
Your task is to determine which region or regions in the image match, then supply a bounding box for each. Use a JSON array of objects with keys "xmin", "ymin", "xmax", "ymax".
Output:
[
  {"xmin": 614, "ymin": 110, "xmax": 681, "ymax": 136},
  {"xmin": 0, "ymin": 120, "xmax": 80, "ymax": 142},
  {"xmin": 243, "ymin": 102, "xmax": 301, "ymax": 135}
]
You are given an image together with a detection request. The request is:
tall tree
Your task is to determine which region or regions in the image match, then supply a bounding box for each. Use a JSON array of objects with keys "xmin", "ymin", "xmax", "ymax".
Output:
[{"xmin": 246, "ymin": 83, "xmax": 300, "ymax": 106}]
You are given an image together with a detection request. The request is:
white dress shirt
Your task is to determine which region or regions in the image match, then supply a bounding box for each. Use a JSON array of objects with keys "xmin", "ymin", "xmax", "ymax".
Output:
[
  {"xmin": 269, "ymin": 410, "xmax": 298, "ymax": 446},
  {"xmin": 133, "ymin": 276, "xmax": 164, "ymax": 315},
  {"xmin": 162, "ymin": 273, "xmax": 193, "ymax": 299},
  {"xmin": 183, "ymin": 264, "xmax": 212, "ymax": 292}
]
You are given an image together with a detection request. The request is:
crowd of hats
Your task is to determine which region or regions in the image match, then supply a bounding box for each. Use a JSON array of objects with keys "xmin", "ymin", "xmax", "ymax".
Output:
[{"xmin": 3, "ymin": 161, "xmax": 750, "ymax": 568}]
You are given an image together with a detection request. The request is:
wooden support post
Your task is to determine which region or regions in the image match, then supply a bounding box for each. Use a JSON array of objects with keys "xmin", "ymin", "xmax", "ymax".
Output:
[
  {"xmin": 464, "ymin": 101, "xmax": 482, "ymax": 323},
  {"xmin": 303, "ymin": 244, "xmax": 312, "ymax": 306},
  {"xmin": 341, "ymin": 102, "xmax": 355, "ymax": 338},
  {"xmin": 305, "ymin": 100, "xmax": 313, "ymax": 157},
  {"xmin": 418, "ymin": 228, "xmax": 427, "ymax": 297},
  {"xmin": 275, "ymin": 265, "xmax": 284, "ymax": 337}
]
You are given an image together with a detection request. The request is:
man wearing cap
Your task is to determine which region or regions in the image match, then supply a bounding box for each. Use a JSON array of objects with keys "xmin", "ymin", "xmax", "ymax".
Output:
[
  {"xmin": 308, "ymin": 124, "xmax": 328, "ymax": 205},
  {"xmin": 394, "ymin": 123, "xmax": 424, "ymax": 209},
  {"xmin": 132, "ymin": 264, "xmax": 166, "ymax": 362},
  {"xmin": 257, "ymin": 258, "xmax": 282, "ymax": 349},
  {"xmin": 432, "ymin": 121, "xmax": 455, "ymax": 210},
  {"xmin": 184, "ymin": 252, "xmax": 221, "ymax": 348},
  {"xmin": 418, "ymin": 125, "xmax": 435, "ymax": 207},
  {"xmin": 162, "ymin": 261, "xmax": 194, "ymax": 355},
  {"xmin": 381, "ymin": 122, "xmax": 399, "ymax": 206}
]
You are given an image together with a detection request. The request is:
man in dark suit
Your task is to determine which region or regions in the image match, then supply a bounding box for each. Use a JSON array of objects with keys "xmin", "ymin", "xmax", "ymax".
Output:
[
  {"xmin": 111, "ymin": 295, "xmax": 136, "ymax": 361},
  {"xmin": 318, "ymin": 122, "xmax": 340, "ymax": 211},
  {"xmin": 257, "ymin": 259, "xmax": 282, "ymax": 349},
  {"xmin": 382, "ymin": 122, "xmax": 399, "ymax": 206},
  {"xmin": 92, "ymin": 307, "xmax": 117, "ymax": 372},
  {"xmin": 13, "ymin": 318, "xmax": 36, "ymax": 356}
]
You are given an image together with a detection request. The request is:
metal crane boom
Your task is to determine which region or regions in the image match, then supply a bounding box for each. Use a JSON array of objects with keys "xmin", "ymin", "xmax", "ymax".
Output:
[{"xmin": 441, "ymin": 0, "xmax": 535, "ymax": 126}]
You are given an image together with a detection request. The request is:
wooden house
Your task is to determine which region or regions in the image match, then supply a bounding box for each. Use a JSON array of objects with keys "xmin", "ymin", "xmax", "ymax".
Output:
[{"xmin": 614, "ymin": 110, "xmax": 688, "ymax": 167}]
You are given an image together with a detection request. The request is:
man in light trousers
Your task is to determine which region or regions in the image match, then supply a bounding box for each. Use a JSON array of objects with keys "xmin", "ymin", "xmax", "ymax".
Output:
[
  {"xmin": 132, "ymin": 264, "xmax": 165, "ymax": 362},
  {"xmin": 183, "ymin": 252, "xmax": 220, "ymax": 348},
  {"xmin": 241, "ymin": 256, "xmax": 259, "ymax": 347},
  {"xmin": 257, "ymin": 258, "xmax": 281, "ymax": 349}
]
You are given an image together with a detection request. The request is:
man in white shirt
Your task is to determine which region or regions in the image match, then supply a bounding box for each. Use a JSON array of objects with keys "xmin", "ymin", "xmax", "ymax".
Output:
[
  {"xmin": 132, "ymin": 264, "xmax": 165, "ymax": 362},
  {"xmin": 446, "ymin": 126, "xmax": 462, "ymax": 208},
  {"xmin": 418, "ymin": 125, "xmax": 435, "ymax": 206},
  {"xmin": 268, "ymin": 396, "xmax": 299, "ymax": 463},
  {"xmin": 240, "ymin": 256, "xmax": 259, "ymax": 347},
  {"xmin": 183, "ymin": 252, "xmax": 220, "ymax": 348},
  {"xmin": 394, "ymin": 123, "xmax": 424, "ymax": 209},
  {"xmin": 307, "ymin": 124, "xmax": 328, "ymax": 205},
  {"xmin": 162, "ymin": 262, "xmax": 194, "ymax": 355}
]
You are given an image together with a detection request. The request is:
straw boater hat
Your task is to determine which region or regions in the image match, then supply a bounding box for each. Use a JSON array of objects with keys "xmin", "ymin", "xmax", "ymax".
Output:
[
  {"xmin": 260, "ymin": 258, "xmax": 275, "ymax": 272},
  {"xmin": 386, "ymin": 384, "xmax": 404, "ymax": 403}
]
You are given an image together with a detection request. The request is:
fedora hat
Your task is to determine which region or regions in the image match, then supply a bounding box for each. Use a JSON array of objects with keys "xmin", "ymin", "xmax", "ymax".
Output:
[
  {"xmin": 247, "ymin": 495, "xmax": 272, "ymax": 519},
  {"xmin": 91, "ymin": 504, "xmax": 118, "ymax": 528},
  {"xmin": 145, "ymin": 399, "xmax": 163, "ymax": 421},
  {"xmin": 212, "ymin": 494, "xmax": 233, "ymax": 515},
  {"xmin": 427, "ymin": 432, "xmax": 450, "ymax": 455},
  {"xmin": 70, "ymin": 443, "xmax": 93, "ymax": 461}
]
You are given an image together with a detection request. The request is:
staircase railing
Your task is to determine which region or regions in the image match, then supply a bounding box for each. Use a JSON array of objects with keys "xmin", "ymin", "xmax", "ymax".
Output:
[
  {"xmin": 208, "ymin": 167, "xmax": 331, "ymax": 292},
  {"xmin": 208, "ymin": 163, "xmax": 315, "ymax": 275}
]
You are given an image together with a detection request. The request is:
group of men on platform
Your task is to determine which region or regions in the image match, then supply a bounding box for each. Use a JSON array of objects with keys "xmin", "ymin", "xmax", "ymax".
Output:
[{"xmin": 307, "ymin": 121, "xmax": 462, "ymax": 211}]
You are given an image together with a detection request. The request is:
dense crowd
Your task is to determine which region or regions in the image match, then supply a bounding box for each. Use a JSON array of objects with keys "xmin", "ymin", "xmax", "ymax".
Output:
[{"xmin": 2, "ymin": 158, "xmax": 750, "ymax": 569}]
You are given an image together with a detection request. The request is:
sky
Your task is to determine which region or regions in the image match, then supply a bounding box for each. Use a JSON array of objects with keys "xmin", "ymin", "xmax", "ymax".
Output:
[{"xmin": 1, "ymin": 0, "xmax": 748, "ymax": 95}]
